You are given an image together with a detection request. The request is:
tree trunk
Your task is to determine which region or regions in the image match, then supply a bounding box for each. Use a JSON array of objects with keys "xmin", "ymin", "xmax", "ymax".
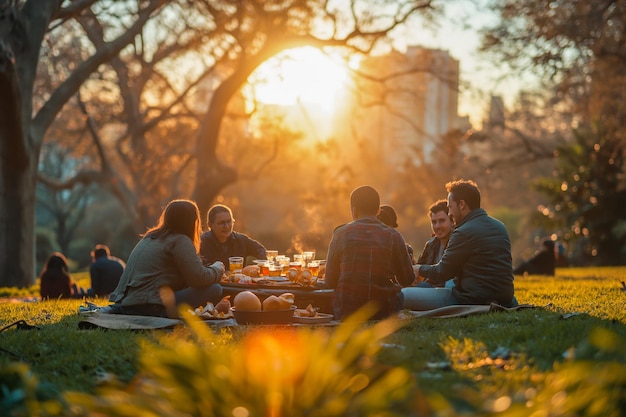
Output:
[
  {"xmin": 0, "ymin": 160, "xmax": 37, "ymax": 287},
  {"xmin": 193, "ymin": 82, "xmax": 239, "ymax": 216},
  {"xmin": 0, "ymin": 29, "xmax": 37, "ymax": 287}
]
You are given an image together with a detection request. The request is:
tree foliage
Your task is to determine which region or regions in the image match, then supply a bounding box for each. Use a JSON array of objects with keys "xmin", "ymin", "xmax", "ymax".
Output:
[
  {"xmin": 0, "ymin": 0, "xmax": 441, "ymax": 286},
  {"xmin": 481, "ymin": 0, "xmax": 626, "ymax": 265}
]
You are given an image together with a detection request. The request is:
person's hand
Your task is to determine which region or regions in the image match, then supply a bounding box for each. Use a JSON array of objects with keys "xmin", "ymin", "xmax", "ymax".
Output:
[
  {"xmin": 412, "ymin": 264, "xmax": 423, "ymax": 286},
  {"xmin": 210, "ymin": 261, "xmax": 225, "ymax": 276}
]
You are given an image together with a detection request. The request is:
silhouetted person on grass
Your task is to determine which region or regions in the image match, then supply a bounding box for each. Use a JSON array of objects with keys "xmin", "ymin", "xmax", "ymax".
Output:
[
  {"xmin": 89, "ymin": 244, "xmax": 126, "ymax": 297},
  {"xmin": 513, "ymin": 239, "xmax": 555, "ymax": 276},
  {"xmin": 40, "ymin": 252, "xmax": 88, "ymax": 299}
]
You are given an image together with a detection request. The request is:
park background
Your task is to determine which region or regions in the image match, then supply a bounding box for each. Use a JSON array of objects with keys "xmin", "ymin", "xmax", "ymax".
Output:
[{"xmin": 1, "ymin": 0, "xmax": 624, "ymax": 286}]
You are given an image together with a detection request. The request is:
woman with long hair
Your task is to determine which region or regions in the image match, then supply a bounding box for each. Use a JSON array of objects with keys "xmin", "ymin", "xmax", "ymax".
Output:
[
  {"xmin": 40, "ymin": 252, "xmax": 73, "ymax": 299},
  {"xmin": 105, "ymin": 199, "xmax": 225, "ymax": 317}
]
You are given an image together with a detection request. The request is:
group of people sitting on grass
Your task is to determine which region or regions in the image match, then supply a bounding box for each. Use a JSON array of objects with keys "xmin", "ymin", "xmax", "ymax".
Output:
[
  {"xmin": 41, "ymin": 178, "xmax": 557, "ymax": 321},
  {"xmin": 39, "ymin": 245, "xmax": 126, "ymax": 300}
]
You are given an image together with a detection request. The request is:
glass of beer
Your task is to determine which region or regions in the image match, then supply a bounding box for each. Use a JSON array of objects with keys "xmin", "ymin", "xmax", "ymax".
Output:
[
  {"xmin": 307, "ymin": 261, "xmax": 320, "ymax": 277},
  {"xmin": 229, "ymin": 256, "xmax": 244, "ymax": 274},
  {"xmin": 276, "ymin": 256, "xmax": 290, "ymax": 275},
  {"xmin": 253, "ymin": 259, "xmax": 269, "ymax": 276},
  {"xmin": 266, "ymin": 250, "xmax": 278, "ymax": 265},
  {"xmin": 268, "ymin": 265, "xmax": 282, "ymax": 277}
]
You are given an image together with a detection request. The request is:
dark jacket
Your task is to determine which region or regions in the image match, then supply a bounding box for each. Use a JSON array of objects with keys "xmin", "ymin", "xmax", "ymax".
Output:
[
  {"xmin": 199, "ymin": 230, "xmax": 266, "ymax": 269},
  {"xmin": 90, "ymin": 256, "xmax": 125, "ymax": 296},
  {"xmin": 419, "ymin": 208, "xmax": 515, "ymax": 306},
  {"xmin": 417, "ymin": 236, "xmax": 442, "ymax": 266},
  {"xmin": 417, "ymin": 236, "xmax": 447, "ymax": 287},
  {"xmin": 513, "ymin": 250, "xmax": 555, "ymax": 276}
]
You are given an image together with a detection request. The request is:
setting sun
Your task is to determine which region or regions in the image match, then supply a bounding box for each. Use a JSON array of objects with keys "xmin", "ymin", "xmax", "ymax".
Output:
[{"xmin": 246, "ymin": 47, "xmax": 349, "ymax": 113}]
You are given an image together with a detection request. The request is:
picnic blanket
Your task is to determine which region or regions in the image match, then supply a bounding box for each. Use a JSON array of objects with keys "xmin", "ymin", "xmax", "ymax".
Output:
[
  {"xmin": 401, "ymin": 303, "xmax": 536, "ymax": 319},
  {"xmin": 78, "ymin": 313, "xmax": 184, "ymax": 330},
  {"xmin": 78, "ymin": 303, "xmax": 536, "ymax": 330}
]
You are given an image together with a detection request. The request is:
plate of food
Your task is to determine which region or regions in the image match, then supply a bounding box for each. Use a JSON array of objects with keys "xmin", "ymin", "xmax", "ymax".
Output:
[
  {"xmin": 266, "ymin": 276, "xmax": 290, "ymax": 282},
  {"xmin": 292, "ymin": 304, "xmax": 334, "ymax": 324},
  {"xmin": 190, "ymin": 296, "xmax": 234, "ymax": 319},
  {"xmin": 291, "ymin": 312, "xmax": 334, "ymax": 324}
]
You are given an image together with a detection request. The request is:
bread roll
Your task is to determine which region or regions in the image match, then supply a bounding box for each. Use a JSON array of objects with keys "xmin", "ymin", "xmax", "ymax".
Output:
[
  {"xmin": 233, "ymin": 291, "xmax": 262, "ymax": 311},
  {"xmin": 277, "ymin": 292, "xmax": 294, "ymax": 309},
  {"xmin": 262, "ymin": 295, "xmax": 283, "ymax": 311},
  {"xmin": 242, "ymin": 265, "xmax": 260, "ymax": 277}
]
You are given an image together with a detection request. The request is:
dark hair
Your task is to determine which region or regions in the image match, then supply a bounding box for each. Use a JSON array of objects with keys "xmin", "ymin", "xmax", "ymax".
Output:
[
  {"xmin": 207, "ymin": 204, "xmax": 233, "ymax": 225},
  {"xmin": 350, "ymin": 185, "xmax": 380, "ymax": 216},
  {"xmin": 542, "ymin": 239, "xmax": 555, "ymax": 250},
  {"xmin": 428, "ymin": 199, "xmax": 449, "ymax": 216},
  {"xmin": 377, "ymin": 205, "xmax": 398, "ymax": 227},
  {"xmin": 42, "ymin": 252, "xmax": 69, "ymax": 275},
  {"xmin": 91, "ymin": 244, "xmax": 110, "ymax": 259},
  {"xmin": 446, "ymin": 179, "xmax": 480, "ymax": 210},
  {"xmin": 144, "ymin": 199, "xmax": 202, "ymax": 252}
]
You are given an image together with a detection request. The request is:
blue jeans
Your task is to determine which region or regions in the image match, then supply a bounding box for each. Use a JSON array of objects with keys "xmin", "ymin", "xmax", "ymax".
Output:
[
  {"xmin": 401, "ymin": 287, "xmax": 459, "ymax": 311},
  {"xmin": 107, "ymin": 284, "xmax": 223, "ymax": 317},
  {"xmin": 175, "ymin": 284, "xmax": 223, "ymax": 309},
  {"xmin": 401, "ymin": 286, "xmax": 520, "ymax": 311}
]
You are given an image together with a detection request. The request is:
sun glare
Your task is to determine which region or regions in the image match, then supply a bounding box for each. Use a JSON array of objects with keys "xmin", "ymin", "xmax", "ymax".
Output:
[{"xmin": 247, "ymin": 47, "xmax": 348, "ymax": 112}]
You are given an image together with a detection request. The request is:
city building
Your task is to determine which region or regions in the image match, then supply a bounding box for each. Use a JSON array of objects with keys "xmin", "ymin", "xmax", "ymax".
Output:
[{"xmin": 349, "ymin": 46, "xmax": 471, "ymax": 166}]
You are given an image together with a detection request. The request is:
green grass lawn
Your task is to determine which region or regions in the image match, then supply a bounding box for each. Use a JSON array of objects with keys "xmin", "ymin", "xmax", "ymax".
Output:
[{"xmin": 1, "ymin": 267, "xmax": 625, "ymax": 416}]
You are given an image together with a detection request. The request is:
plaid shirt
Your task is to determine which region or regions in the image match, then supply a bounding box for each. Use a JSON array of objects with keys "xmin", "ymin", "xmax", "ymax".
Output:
[{"xmin": 325, "ymin": 217, "xmax": 415, "ymax": 320}]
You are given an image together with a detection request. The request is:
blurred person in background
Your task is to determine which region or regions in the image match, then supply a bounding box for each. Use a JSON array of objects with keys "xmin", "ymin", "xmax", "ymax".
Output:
[
  {"xmin": 513, "ymin": 238, "xmax": 555, "ymax": 276},
  {"xmin": 40, "ymin": 252, "xmax": 89, "ymax": 299},
  {"xmin": 377, "ymin": 204, "xmax": 415, "ymax": 263},
  {"xmin": 89, "ymin": 244, "xmax": 126, "ymax": 297}
]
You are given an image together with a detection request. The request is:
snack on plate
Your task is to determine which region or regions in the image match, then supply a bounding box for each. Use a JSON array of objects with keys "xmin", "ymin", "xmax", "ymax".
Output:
[
  {"xmin": 262, "ymin": 295, "xmax": 283, "ymax": 311},
  {"xmin": 278, "ymin": 292, "xmax": 294, "ymax": 308},
  {"xmin": 191, "ymin": 299, "xmax": 233, "ymax": 319},
  {"xmin": 286, "ymin": 268, "xmax": 316, "ymax": 286},
  {"xmin": 242, "ymin": 265, "xmax": 260, "ymax": 277},
  {"xmin": 294, "ymin": 303, "xmax": 319, "ymax": 318},
  {"xmin": 215, "ymin": 295, "xmax": 232, "ymax": 314}
]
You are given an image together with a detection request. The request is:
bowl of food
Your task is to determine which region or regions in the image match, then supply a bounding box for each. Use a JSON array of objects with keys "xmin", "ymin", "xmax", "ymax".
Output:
[{"xmin": 231, "ymin": 305, "xmax": 296, "ymax": 325}]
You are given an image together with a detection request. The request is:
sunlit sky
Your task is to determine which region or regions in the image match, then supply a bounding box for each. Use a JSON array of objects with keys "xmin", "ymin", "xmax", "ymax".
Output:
[{"xmin": 248, "ymin": 0, "xmax": 534, "ymax": 128}]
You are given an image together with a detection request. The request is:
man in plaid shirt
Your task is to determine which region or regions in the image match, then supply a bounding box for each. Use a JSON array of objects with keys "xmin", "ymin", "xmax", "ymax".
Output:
[{"xmin": 325, "ymin": 185, "xmax": 415, "ymax": 320}]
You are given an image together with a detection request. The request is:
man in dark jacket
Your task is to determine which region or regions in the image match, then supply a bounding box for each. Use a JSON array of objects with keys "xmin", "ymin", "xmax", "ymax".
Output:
[
  {"xmin": 403, "ymin": 179, "xmax": 517, "ymax": 310},
  {"xmin": 416, "ymin": 199, "xmax": 454, "ymax": 287},
  {"xmin": 199, "ymin": 204, "xmax": 267, "ymax": 271},
  {"xmin": 513, "ymin": 239, "xmax": 555, "ymax": 276},
  {"xmin": 89, "ymin": 244, "xmax": 125, "ymax": 297}
]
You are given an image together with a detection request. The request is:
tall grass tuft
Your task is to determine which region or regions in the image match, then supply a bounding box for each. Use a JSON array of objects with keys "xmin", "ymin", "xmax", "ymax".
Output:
[{"xmin": 67, "ymin": 306, "xmax": 433, "ymax": 416}]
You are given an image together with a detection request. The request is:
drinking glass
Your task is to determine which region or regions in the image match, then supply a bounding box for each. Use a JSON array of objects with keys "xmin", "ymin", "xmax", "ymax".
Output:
[
  {"xmin": 303, "ymin": 251, "xmax": 316, "ymax": 266},
  {"xmin": 229, "ymin": 256, "xmax": 244, "ymax": 274},
  {"xmin": 307, "ymin": 260, "xmax": 320, "ymax": 277},
  {"xmin": 266, "ymin": 250, "xmax": 278, "ymax": 264}
]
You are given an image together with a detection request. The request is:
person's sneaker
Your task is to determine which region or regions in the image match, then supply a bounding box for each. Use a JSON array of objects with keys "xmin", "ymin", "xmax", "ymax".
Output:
[{"xmin": 78, "ymin": 301, "xmax": 100, "ymax": 315}]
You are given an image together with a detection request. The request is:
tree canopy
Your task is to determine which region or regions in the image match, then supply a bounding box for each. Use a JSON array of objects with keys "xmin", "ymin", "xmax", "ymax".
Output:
[
  {"xmin": 0, "ymin": 0, "xmax": 442, "ymax": 286},
  {"xmin": 481, "ymin": 0, "xmax": 626, "ymax": 264}
]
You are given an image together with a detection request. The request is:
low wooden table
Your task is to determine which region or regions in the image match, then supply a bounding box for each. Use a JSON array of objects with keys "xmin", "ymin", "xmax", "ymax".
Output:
[{"xmin": 221, "ymin": 282, "xmax": 334, "ymax": 314}]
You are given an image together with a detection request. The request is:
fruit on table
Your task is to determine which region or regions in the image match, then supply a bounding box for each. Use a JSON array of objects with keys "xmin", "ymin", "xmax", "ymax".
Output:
[{"xmin": 233, "ymin": 291, "xmax": 262, "ymax": 311}]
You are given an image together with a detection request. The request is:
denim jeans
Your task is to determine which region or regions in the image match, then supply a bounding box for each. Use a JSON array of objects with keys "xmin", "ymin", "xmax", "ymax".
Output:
[{"xmin": 401, "ymin": 287, "xmax": 459, "ymax": 311}]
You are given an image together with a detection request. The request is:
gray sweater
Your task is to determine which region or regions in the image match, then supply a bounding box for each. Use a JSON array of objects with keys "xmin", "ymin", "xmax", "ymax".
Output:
[
  {"xmin": 419, "ymin": 208, "xmax": 515, "ymax": 306},
  {"xmin": 109, "ymin": 234, "xmax": 221, "ymax": 307}
]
